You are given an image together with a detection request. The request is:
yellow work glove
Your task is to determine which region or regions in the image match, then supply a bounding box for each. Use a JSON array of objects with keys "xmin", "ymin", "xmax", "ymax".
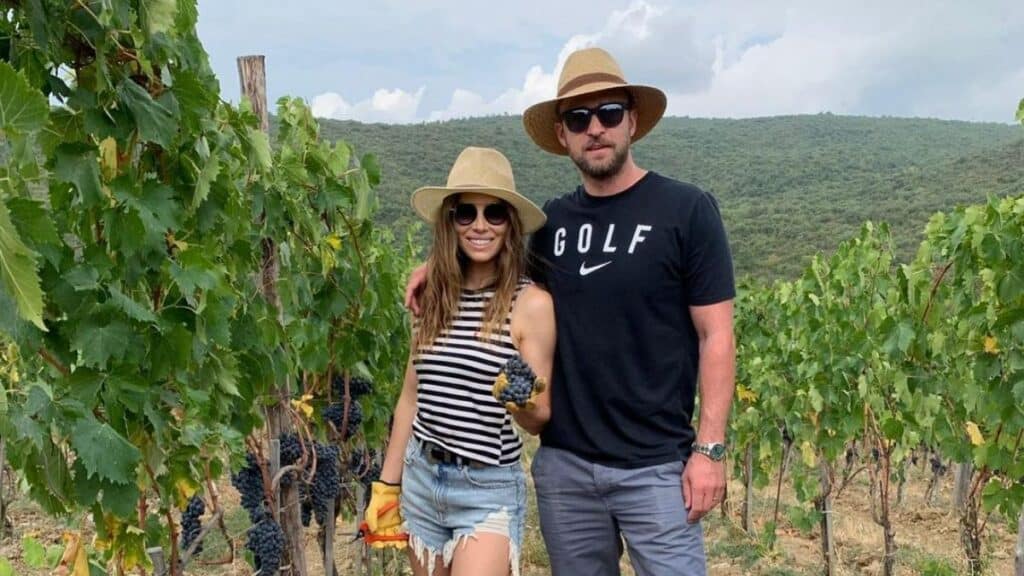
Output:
[
  {"xmin": 492, "ymin": 355, "xmax": 547, "ymax": 413},
  {"xmin": 362, "ymin": 481, "xmax": 408, "ymax": 549}
]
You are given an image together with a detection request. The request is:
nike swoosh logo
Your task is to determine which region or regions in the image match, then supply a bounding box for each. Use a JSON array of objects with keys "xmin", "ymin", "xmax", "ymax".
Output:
[{"xmin": 579, "ymin": 260, "xmax": 612, "ymax": 276}]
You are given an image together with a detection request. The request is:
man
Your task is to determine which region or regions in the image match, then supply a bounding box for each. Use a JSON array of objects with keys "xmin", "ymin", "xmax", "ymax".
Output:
[{"xmin": 408, "ymin": 47, "xmax": 735, "ymax": 575}]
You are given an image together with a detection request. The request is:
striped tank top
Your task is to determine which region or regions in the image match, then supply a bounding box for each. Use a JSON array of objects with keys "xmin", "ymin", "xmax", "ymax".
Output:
[{"xmin": 411, "ymin": 278, "xmax": 531, "ymax": 466}]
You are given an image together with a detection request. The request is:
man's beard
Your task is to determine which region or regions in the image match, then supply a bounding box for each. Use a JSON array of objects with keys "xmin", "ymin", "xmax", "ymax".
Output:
[{"xmin": 570, "ymin": 139, "xmax": 629, "ymax": 181}]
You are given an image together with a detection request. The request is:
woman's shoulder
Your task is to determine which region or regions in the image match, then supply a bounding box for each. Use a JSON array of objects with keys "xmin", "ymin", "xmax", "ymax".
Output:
[{"xmin": 512, "ymin": 283, "xmax": 553, "ymax": 320}]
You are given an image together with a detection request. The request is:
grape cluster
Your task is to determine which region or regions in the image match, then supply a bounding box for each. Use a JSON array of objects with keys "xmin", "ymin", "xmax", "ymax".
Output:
[
  {"xmin": 246, "ymin": 511, "xmax": 284, "ymax": 575},
  {"xmin": 496, "ymin": 355, "xmax": 539, "ymax": 407},
  {"xmin": 310, "ymin": 443, "xmax": 341, "ymax": 526},
  {"xmin": 324, "ymin": 401, "xmax": 362, "ymax": 439},
  {"xmin": 180, "ymin": 495, "xmax": 205, "ymax": 554},
  {"xmin": 231, "ymin": 453, "xmax": 265, "ymax": 519},
  {"xmin": 279, "ymin": 433, "xmax": 303, "ymax": 488},
  {"xmin": 930, "ymin": 454, "xmax": 947, "ymax": 475},
  {"xmin": 333, "ymin": 374, "xmax": 374, "ymax": 399}
]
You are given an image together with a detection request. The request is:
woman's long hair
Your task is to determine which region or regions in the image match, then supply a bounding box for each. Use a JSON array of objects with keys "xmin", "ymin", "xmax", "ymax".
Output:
[{"xmin": 415, "ymin": 195, "xmax": 527, "ymax": 350}]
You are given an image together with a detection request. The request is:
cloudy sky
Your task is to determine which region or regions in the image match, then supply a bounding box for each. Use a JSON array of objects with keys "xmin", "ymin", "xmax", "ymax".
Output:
[{"xmin": 195, "ymin": 1, "xmax": 1024, "ymax": 124}]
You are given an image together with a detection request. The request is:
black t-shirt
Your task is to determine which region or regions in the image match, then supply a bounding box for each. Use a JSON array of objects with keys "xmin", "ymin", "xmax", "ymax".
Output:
[{"xmin": 530, "ymin": 172, "xmax": 735, "ymax": 468}]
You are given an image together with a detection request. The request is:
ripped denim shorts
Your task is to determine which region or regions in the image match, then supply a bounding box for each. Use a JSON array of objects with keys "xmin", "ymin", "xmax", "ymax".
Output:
[{"xmin": 400, "ymin": 436, "xmax": 526, "ymax": 576}]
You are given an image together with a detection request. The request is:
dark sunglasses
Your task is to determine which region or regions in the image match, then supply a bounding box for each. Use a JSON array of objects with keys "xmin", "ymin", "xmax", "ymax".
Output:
[
  {"xmin": 560, "ymin": 102, "xmax": 630, "ymax": 134},
  {"xmin": 450, "ymin": 202, "xmax": 510, "ymax": 226}
]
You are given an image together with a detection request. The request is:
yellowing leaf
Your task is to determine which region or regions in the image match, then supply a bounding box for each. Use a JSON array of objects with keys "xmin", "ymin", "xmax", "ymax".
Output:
[
  {"xmin": 320, "ymin": 246, "xmax": 337, "ymax": 274},
  {"xmin": 99, "ymin": 137, "xmax": 118, "ymax": 181},
  {"xmin": 736, "ymin": 384, "xmax": 758, "ymax": 403},
  {"xmin": 291, "ymin": 394, "xmax": 314, "ymax": 419},
  {"xmin": 965, "ymin": 421, "xmax": 984, "ymax": 446},
  {"xmin": 54, "ymin": 532, "xmax": 90, "ymax": 576},
  {"xmin": 175, "ymin": 477, "xmax": 200, "ymax": 504},
  {"xmin": 983, "ymin": 336, "xmax": 999, "ymax": 354},
  {"xmin": 800, "ymin": 441, "xmax": 817, "ymax": 468},
  {"xmin": 325, "ymin": 234, "xmax": 342, "ymax": 251}
]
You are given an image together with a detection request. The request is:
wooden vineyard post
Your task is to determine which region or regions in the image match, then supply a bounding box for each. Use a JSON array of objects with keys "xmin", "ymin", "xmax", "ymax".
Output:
[
  {"xmin": 237, "ymin": 54, "xmax": 308, "ymax": 576},
  {"xmin": 818, "ymin": 461, "xmax": 837, "ymax": 576},
  {"xmin": 1015, "ymin": 509, "xmax": 1023, "ymax": 576},
  {"xmin": 147, "ymin": 547, "xmax": 167, "ymax": 576},
  {"xmin": 953, "ymin": 462, "xmax": 972, "ymax": 511},
  {"xmin": 324, "ymin": 499, "xmax": 336, "ymax": 576},
  {"xmin": 742, "ymin": 443, "xmax": 754, "ymax": 534}
]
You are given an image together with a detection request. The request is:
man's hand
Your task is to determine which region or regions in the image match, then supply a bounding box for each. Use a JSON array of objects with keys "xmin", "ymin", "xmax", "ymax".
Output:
[
  {"xmin": 404, "ymin": 263, "xmax": 428, "ymax": 315},
  {"xmin": 363, "ymin": 481, "xmax": 408, "ymax": 549},
  {"xmin": 492, "ymin": 355, "xmax": 546, "ymax": 412},
  {"xmin": 682, "ymin": 454, "xmax": 726, "ymax": 524}
]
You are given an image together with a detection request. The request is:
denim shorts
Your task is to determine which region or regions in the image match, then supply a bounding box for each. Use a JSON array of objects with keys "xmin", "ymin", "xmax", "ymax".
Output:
[{"xmin": 400, "ymin": 437, "xmax": 526, "ymax": 576}]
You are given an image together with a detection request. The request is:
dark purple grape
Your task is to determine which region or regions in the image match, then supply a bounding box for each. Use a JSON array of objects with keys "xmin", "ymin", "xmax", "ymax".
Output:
[
  {"xmin": 181, "ymin": 495, "xmax": 205, "ymax": 554},
  {"xmin": 497, "ymin": 355, "xmax": 539, "ymax": 406},
  {"xmin": 324, "ymin": 401, "xmax": 362, "ymax": 439},
  {"xmin": 246, "ymin": 511, "xmax": 284, "ymax": 574}
]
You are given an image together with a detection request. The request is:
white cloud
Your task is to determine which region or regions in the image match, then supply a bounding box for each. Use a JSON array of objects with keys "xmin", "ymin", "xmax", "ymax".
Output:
[
  {"xmin": 428, "ymin": 65, "xmax": 556, "ymax": 121},
  {"xmin": 312, "ymin": 87, "xmax": 425, "ymax": 123},
  {"xmin": 428, "ymin": 0, "xmax": 696, "ymax": 121},
  {"xmin": 302, "ymin": 0, "xmax": 1024, "ymax": 123}
]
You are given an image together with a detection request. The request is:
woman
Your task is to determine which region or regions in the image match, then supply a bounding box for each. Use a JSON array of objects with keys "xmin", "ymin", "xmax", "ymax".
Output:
[{"xmin": 364, "ymin": 146, "xmax": 555, "ymax": 576}]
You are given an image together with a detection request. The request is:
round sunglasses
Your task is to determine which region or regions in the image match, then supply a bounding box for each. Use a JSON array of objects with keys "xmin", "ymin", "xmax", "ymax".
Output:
[
  {"xmin": 560, "ymin": 102, "xmax": 630, "ymax": 134},
  {"xmin": 450, "ymin": 202, "xmax": 511, "ymax": 226}
]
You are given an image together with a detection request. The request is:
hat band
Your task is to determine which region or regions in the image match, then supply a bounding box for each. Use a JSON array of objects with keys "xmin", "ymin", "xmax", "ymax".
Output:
[
  {"xmin": 558, "ymin": 72, "xmax": 627, "ymax": 97},
  {"xmin": 449, "ymin": 183, "xmax": 511, "ymax": 190}
]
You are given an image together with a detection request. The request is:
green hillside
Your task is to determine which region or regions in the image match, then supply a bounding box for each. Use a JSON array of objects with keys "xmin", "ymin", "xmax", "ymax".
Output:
[{"xmin": 317, "ymin": 114, "xmax": 1023, "ymax": 280}]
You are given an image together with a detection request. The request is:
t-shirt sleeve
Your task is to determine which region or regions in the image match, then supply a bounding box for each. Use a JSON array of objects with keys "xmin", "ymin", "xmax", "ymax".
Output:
[{"xmin": 682, "ymin": 191, "xmax": 736, "ymax": 306}]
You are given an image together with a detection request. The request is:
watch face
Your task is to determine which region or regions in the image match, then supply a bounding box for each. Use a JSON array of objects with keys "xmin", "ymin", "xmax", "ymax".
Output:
[{"xmin": 709, "ymin": 444, "xmax": 726, "ymax": 460}]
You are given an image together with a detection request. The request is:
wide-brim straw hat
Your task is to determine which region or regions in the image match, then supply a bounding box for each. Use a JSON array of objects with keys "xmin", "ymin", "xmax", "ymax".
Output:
[
  {"xmin": 411, "ymin": 147, "xmax": 547, "ymax": 234},
  {"xmin": 523, "ymin": 47, "xmax": 667, "ymax": 155}
]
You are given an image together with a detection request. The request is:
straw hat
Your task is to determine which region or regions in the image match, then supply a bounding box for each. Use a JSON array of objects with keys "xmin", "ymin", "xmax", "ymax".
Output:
[
  {"xmin": 523, "ymin": 47, "xmax": 667, "ymax": 155},
  {"xmin": 411, "ymin": 147, "xmax": 546, "ymax": 234}
]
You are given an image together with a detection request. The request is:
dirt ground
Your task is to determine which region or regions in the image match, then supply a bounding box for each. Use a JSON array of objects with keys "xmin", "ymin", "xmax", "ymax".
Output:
[{"xmin": 0, "ymin": 452, "xmax": 1016, "ymax": 575}]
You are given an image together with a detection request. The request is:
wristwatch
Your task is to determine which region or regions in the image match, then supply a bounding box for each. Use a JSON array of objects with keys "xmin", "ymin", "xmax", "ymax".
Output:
[{"xmin": 692, "ymin": 442, "xmax": 727, "ymax": 462}]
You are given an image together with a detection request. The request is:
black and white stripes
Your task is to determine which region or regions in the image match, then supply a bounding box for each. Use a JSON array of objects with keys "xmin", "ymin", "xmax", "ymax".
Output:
[{"xmin": 412, "ymin": 281, "xmax": 529, "ymax": 466}]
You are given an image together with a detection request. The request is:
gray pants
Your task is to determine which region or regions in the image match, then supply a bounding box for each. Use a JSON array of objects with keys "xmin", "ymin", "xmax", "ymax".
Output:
[{"xmin": 531, "ymin": 446, "xmax": 706, "ymax": 576}]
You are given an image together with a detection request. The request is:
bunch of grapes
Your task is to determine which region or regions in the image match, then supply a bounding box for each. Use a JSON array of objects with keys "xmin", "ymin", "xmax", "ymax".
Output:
[
  {"xmin": 310, "ymin": 443, "xmax": 341, "ymax": 526},
  {"xmin": 231, "ymin": 453, "xmax": 265, "ymax": 519},
  {"xmin": 844, "ymin": 445, "xmax": 857, "ymax": 467},
  {"xmin": 495, "ymin": 355, "xmax": 540, "ymax": 407},
  {"xmin": 278, "ymin": 433, "xmax": 304, "ymax": 488},
  {"xmin": 333, "ymin": 373, "xmax": 374, "ymax": 399},
  {"xmin": 324, "ymin": 401, "xmax": 362, "ymax": 439},
  {"xmin": 180, "ymin": 495, "xmax": 205, "ymax": 554},
  {"xmin": 246, "ymin": 511, "xmax": 284, "ymax": 575},
  {"xmin": 930, "ymin": 454, "xmax": 947, "ymax": 476}
]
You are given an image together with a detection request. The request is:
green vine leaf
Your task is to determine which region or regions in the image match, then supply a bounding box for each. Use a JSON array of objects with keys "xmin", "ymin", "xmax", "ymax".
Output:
[
  {"xmin": 140, "ymin": 0, "xmax": 178, "ymax": 36},
  {"xmin": 0, "ymin": 60, "xmax": 49, "ymax": 134},
  {"xmin": 21, "ymin": 536, "xmax": 46, "ymax": 568},
  {"xmin": 71, "ymin": 318, "xmax": 131, "ymax": 368},
  {"xmin": 108, "ymin": 286, "xmax": 158, "ymax": 324},
  {"xmin": 52, "ymin": 143, "xmax": 103, "ymax": 207},
  {"xmin": 117, "ymin": 80, "xmax": 178, "ymax": 148},
  {"xmin": 0, "ymin": 201, "xmax": 46, "ymax": 331},
  {"xmin": 70, "ymin": 417, "xmax": 141, "ymax": 485}
]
